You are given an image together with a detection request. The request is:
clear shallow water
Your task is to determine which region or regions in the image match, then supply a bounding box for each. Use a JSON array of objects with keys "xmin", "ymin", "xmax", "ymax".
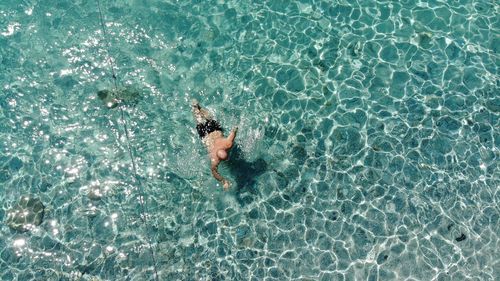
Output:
[{"xmin": 0, "ymin": 0, "xmax": 498, "ymax": 280}]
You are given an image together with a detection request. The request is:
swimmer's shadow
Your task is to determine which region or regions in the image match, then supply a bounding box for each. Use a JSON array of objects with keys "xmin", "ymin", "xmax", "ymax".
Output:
[{"xmin": 226, "ymin": 145, "xmax": 267, "ymax": 199}]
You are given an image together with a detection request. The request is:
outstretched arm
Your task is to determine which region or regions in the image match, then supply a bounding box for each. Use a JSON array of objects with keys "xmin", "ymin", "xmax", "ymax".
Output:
[
  {"xmin": 211, "ymin": 161, "xmax": 224, "ymax": 182},
  {"xmin": 211, "ymin": 161, "xmax": 230, "ymax": 190},
  {"xmin": 227, "ymin": 127, "xmax": 238, "ymax": 145}
]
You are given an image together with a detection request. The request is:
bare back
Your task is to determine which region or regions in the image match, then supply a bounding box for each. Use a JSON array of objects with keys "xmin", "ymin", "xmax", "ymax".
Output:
[{"xmin": 192, "ymin": 99, "xmax": 237, "ymax": 190}]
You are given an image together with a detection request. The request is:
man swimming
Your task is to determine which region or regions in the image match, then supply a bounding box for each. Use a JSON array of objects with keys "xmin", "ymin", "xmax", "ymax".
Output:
[{"xmin": 192, "ymin": 99, "xmax": 237, "ymax": 190}]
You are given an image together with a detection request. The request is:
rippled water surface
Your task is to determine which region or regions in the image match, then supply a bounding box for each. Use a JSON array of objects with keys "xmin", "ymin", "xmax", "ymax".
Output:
[{"xmin": 1, "ymin": 0, "xmax": 499, "ymax": 280}]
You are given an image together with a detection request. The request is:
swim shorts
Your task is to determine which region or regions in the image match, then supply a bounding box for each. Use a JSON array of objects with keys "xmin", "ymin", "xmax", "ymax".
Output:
[{"xmin": 196, "ymin": 119, "xmax": 223, "ymax": 138}]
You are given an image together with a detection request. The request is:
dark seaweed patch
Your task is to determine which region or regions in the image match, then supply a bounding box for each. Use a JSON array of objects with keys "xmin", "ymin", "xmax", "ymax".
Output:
[{"xmin": 455, "ymin": 233, "xmax": 466, "ymax": 242}]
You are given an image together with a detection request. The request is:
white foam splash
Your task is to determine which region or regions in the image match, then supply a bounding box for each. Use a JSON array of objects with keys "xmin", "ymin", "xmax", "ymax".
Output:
[
  {"xmin": 238, "ymin": 123, "xmax": 264, "ymax": 161},
  {"xmin": 1, "ymin": 22, "xmax": 20, "ymax": 36},
  {"xmin": 25, "ymin": 7, "xmax": 33, "ymax": 15}
]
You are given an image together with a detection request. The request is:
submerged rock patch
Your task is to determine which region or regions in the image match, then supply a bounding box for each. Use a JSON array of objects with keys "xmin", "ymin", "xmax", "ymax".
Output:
[
  {"xmin": 5, "ymin": 196, "xmax": 45, "ymax": 232},
  {"xmin": 97, "ymin": 87, "xmax": 141, "ymax": 108}
]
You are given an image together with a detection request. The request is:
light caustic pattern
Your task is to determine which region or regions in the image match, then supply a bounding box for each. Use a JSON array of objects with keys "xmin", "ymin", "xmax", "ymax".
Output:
[{"xmin": 0, "ymin": 0, "xmax": 498, "ymax": 280}]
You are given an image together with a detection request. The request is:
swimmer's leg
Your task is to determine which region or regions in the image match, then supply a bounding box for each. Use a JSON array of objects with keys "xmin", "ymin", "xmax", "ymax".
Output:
[{"xmin": 191, "ymin": 99, "xmax": 212, "ymax": 123}]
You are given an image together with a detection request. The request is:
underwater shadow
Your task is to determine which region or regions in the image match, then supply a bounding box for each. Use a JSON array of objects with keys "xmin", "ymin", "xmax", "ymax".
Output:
[{"xmin": 226, "ymin": 145, "xmax": 268, "ymax": 206}]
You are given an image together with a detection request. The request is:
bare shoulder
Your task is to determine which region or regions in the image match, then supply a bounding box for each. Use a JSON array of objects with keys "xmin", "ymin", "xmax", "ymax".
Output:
[{"xmin": 211, "ymin": 137, "xmax": 229, "ymax": 150}]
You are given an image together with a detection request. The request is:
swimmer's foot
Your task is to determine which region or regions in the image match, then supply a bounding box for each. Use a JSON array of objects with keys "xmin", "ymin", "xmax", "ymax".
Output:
[
  {"xmin": 192, "ymin": 99, "xmax": 204, "ymax": 123},
  {"xmin": 191, "ymin": 99, "xmax": 213, "ymax": 122},
  {"xmin": 191, "ymin": 99, "xmax": 200, "ymax": 109},
  {"xmin": 223, "ymin": 180, "xmax": 231, "ymax": 191}
]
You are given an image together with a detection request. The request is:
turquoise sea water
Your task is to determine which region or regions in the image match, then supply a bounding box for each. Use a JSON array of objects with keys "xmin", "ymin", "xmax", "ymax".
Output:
[{"xmin": 0, "ymin": 0, "xmax": 499, "ymax": 280}]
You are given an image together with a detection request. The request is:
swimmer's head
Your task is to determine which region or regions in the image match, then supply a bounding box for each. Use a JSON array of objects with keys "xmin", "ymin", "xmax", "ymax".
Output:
[{"xmin": 217, "ymin": 149, "xmax": 228, "ymax": 160}]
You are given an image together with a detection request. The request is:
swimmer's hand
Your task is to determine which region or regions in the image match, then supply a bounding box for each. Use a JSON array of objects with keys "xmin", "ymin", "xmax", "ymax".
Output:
[
  {"xmin": 223, "ymin": 180, "xmax": 231, "ymax": 191},
  {"xmin": 228, "ymin": 127, "xmax": 238, "ymax": 143}
]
